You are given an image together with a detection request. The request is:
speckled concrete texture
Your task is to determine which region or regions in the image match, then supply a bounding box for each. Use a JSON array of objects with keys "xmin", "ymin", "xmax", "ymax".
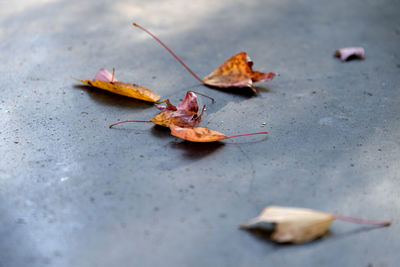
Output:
[{"xmin": 1, "ymin": 0, "xmax": 399, "ymax": 266}]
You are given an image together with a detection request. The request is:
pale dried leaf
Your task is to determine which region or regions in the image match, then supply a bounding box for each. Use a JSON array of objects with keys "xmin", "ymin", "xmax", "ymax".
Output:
[{"xmin": 241, "ymin": 206, "xmax": 334, "ymax": 243}]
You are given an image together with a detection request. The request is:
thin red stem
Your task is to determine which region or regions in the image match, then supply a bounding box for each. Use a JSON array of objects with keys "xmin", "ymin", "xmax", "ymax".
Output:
[
  {"xmin": 111, "ymin": 67, "xmax": 116, "ymax": 82},
  {"xmin": 133, "ymin": 22, "xmax": 204, "ymax": 84},
  {"xmin": 109, "ymin": 120, "xmax": 151, "ymax": 128},
  {"xmin": 333, "ymin": 214, "xmax": 391, "ymax": 226},
  {"xmin": 225, "ymin": 132, "xmax": 268, "ymax": 139}
]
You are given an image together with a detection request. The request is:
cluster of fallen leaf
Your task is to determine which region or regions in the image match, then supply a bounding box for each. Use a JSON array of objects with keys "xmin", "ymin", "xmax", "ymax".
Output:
[
  {"xmin": 81, "ymin": 23, "xmax": 274, "ymax": 142},
  {"xmin": 78, "ymin": 23, "xmax": 390, "ymax": 244}
]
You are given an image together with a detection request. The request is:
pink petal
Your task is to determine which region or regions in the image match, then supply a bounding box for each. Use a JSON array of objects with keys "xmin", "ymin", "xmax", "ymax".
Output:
[
  {"xmin": 93, "ymin": 68, "xmax": 117, "ymax": 82},
  {"xmin": 334, "ymin": 47, "xmax": 365, "ymax": 61}
]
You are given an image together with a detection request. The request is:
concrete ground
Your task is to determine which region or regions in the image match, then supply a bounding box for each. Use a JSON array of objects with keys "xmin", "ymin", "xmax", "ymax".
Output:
[{"xmin": 1, "ymin": 0, "xmax": 399, "ymax": 266}]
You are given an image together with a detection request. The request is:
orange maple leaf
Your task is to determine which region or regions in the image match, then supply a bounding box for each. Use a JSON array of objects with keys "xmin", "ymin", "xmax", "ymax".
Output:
[
  {"xmin": 133, "ymin": 23, "xmax": 277, "ymax": 94},
  {"xmin": 203, "ymin": 52, "xmax": 276, "ymax": 94}
]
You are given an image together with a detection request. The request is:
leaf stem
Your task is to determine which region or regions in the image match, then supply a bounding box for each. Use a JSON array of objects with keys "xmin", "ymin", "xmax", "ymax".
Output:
[
  {"xmin": 155, "ymin": 99, "xmax": 168, "ymax": 104},
  {"xmin": 133, "ymin": 22, "xmax": 204, "ymax": 84},
  {"xmin": 189, "ymin": 91, "xmax": 215, "ymax": 103},
  {"xmin": 225, "ymin": 132, "xmax": 268, "ymax": 139},
  {"xmin": 333, "ymin": 214, "xmax": 391, "ymax": 226},
  {"xmin": 111, "ymin": 67, "xmax": 116, "ymax": 82},
  {"xmin": 109, "ymin": 120, "xmax": 151, "ymax": 128}
]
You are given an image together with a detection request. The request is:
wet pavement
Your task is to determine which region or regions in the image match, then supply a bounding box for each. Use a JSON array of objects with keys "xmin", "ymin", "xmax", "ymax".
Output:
[{"xmin": 1, "ymin": 0, "xmax": 399, "ymax": 266}]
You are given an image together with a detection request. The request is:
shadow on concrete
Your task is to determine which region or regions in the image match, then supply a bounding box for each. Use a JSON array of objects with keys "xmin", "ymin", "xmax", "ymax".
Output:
[
  {"xmin": 205, "ymin": 85, "xmax": 256, "ymax": 98},
  {"xmin": 243, "ymin": 224, "xmax": 386, "ymax": 250},
  {"xmin": 73, "ymin": 84, "xmax": 155, "ymax": 110},
  {"xmin": 169, "ymin": 140, "xmax": 225, "ymax": 159},
  {"xmin": 225, "ymin": 136, "xmax": 269, "ymax": 145},
  {"xmin": 150, "ymin": 125, "xmax": 172, "ymax": 139},
  {"xmin": 243, "ymin": 227, "xmax": 332, "ymax": 249},
  {"xmin": 329, "ymin": 225, "xmax": 390, "ymax": 241},
  {"xmin": 254, "ymin": 85, "xmax": 273, "ymax": 94}
]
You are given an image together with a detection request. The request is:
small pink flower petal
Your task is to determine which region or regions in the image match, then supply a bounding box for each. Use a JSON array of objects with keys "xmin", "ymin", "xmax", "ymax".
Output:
[
  {"xmin": 93, "ymin": 68, "xmax": 117, "ymax": 82},
  {"xmin": 334, "ymin": 47, "xmax": 365, "ymax": 61}
]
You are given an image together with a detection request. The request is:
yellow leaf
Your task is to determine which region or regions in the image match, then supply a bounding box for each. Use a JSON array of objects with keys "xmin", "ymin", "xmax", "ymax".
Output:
[
  {"xmin": 81, "ymin": 80, "xmax": 160, "ymax": 103},
  {"xmin": 150, "ymin": 110, "xmax": 177, "ymax": 127}
]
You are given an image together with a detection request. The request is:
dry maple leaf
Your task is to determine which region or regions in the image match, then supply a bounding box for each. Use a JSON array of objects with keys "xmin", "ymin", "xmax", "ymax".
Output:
[
  {"xmin": 155, "ymin": 91, "xmax": 199, "ymax": 112},
  {"xmin": 150, "ymin": 105, "xmax": 205, "ymax": 128},
  {"xmin": 241, "ymin": 206, "xmax": 391, "ymax": 244},
  {"xmin": 133, "ymin": 23, "xmax": 276, "ymax": 94},
  {"xmin": 334, "ymin": 47, "xmax": 365, "ymax": 61},
  {"xmin": 80, "ymin": 68, "xmax": 160, "ymax": 102},
  {"xmin": 109, "ymin": 91, "xmax": 205, "ymax": 128},
  {"xmin": 202, "ymin": 52, "xmax": 276, "ymax": 94},
  {"xmin": 109, "ymin": 91, "xmax": 268, "ymax": 142},
  {"xmin": 170, "ymin": 124, "xmax": 268, "ymax": 143}
]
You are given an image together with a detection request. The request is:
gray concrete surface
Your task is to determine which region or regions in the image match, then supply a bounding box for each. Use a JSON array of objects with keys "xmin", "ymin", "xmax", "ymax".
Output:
[{"xmin": 1, "ymin": 0, "xmax": 399, "ymax": 266}]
